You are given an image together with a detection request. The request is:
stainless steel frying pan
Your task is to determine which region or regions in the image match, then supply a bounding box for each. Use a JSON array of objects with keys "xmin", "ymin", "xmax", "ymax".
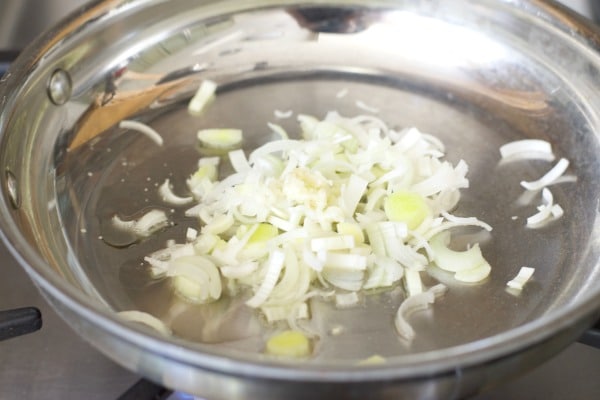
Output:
[{"xmin": 1, "ymin": 0, "xmax": 600, "ymax": 398}]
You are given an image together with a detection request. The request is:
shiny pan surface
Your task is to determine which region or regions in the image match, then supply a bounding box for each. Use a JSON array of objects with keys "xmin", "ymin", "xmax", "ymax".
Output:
[{"xmin": 0, "ymin": 0, "xmax": 599, "ymax": 398}]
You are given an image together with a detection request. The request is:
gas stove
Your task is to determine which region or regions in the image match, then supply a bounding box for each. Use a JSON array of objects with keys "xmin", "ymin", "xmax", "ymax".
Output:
[{"xmin": 1, "ymin": 1, "xmax": 600, "ymax": 399}]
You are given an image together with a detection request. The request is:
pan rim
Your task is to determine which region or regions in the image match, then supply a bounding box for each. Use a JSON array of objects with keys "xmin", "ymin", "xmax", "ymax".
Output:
[{"xmin": 1, "ymin": 0, "xmax": 600, "ymax": 386}]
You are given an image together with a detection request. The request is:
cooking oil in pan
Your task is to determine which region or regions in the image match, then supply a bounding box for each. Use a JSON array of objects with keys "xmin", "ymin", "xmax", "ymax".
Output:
[{"xmin": 57, "ymin": 75, "xmax": 589, "ymax": 360}]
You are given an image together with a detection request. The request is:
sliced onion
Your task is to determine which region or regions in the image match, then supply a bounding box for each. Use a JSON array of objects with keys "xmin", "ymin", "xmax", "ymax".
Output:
[
  {"xmin": 188, "ymin": 79, "xmax": 217, "ymax": 115},
  {"xmin": 135, "ymin": 209, "xmax": 170, "ymax": 237},
  {"xmin": 454, "ymin": 262, "xmax": 491, "ymax": 283},
  {"xmin": 268, "ymin": 215, "xmax": 297, "ymax": 232},
  {"xmin": 197, "ymin": 129, "xmax": 242, "ymax": 149},
  {"xmin": 526, "ymin": 188, "xmax": 564, "ymax": 227},
  {"xmin": 364, "ymin": 223, "xmax": 387, "ymax": 256},
  {"xmin": 228, "ymin": 149, "xmax": 251, "ymax": 173},
  {"xmin": 274, "ymin": 110, "xmax": 293, "ymax": 119},
  {"xmin": 340, "ymin": 174, "xmax": 368, "ymax": 217},
  {"xmin": 440, "ymin": 212, "xmax": 493, "ymax": 232},
  {"xmin": 411, "ymin": 161, "xmax": 469, "ymax": 197},
  {"xmin": 428, "ymin": 283, "xmax": 448, "ymax": 298},
  {"xmin": 145, "ymin": 243, "xmax": 195, "ymax": 277},
  {"xmin": 119, "ymin": 120, "xmax": 164, "ymax": 146},
  {"xmin": 364, "ymin": 187, "xmax": 388, "ymax": 213},
  {"xmin": 268, "ymin": 122, "xmax": 290, "ymax": 139},
  {"xmin": 421, "ymin": 133, "xmax": 446, "ymax": 153},
  {"xmin": 499, "ymin": 139, "xmax": 554, "ymax": 161},
  {"xmin": 168, "ymin": 256, "xmax": 222, "ymax": 302},
  {"xmin": 404, "ymin": 269, "xmax": 423, "ymax": 296},
  {"xmin": 147, "ymin": 243, "xmax": 195, "ymax": 262},
  {"xmin": 429, "ymin": 231, "xmax": 487, "ymax": 273},
  {"xmin": 246, "ymin": 250, "xmax": 285, "ymax": 308},
  {"xmin": 319, "ymin": 251, "xmax": 368, "ymax": 271},
  {"xmin": 193, "ymin": 233, "xmax": 219, "ymax": 254},
  {"xmin": 520, "ymin": 158, "xmax": 569, "ymax": 191},
  {"xmin": 221, "ymin": 261, "xmax": 259, "ymax": 278},
  {"xmin": 310, "ymin": 235, "xmax": 355, "ymax": 252},
  {"xmin": 393, "ymin": 127, "xmax": 422, "ymax": 152},
  {"xmin": 203, "ymin": 213, "xmax": 235, "ymax": 235},
  {"xmin": 159, "ymin": 179, "xmax": 193, "ymax": 205},
  {"xmin": 394, "ymin": 291, "xmax": 435, "ymax": 341},
  {"xmin": 186, "ymin": 227, "xmax": 198, "ymax": 242},
  {"xmin": 266, "ymin": 248, "xmax": 308, "ymax": 305},
  {"xmin": 355, "ymin": 100, "xmax": 380, "ymax": 114},
  {"xmin": 321, "ymin": 268, "xmax": 364, "ymax": 291},
  {"xmin": 364, "ymin": 256, "xmax": 403, "ymax": 289},
  {"xmin": 526, "ymin": 207, "xmax": 553, "ymax": 226},
  {"xmin": 430, "ymin": 232, "xmax": 490, "ymax": 282},
  {"xmin": 248, "ymin": 139, "xmax": 301, "ymax": 164},
  {"xmin": 118, "ymin": 310, "xmax": 171, "ymax": 336},
  {"xmin": 394, "ymin": 284, "xmax": 448, "ymax": 340},
  {"xmin": 378, "ymin": 222, "xmax": 428, "ymax": 269},
  {"xmin": 507, "ymin": 266, "xmax": 535, "ymax": 290},
  {"xmin": 111, "ymin": 214, "xmax": 136, "ymax": 231},
  {"xmin": 302, "ymin": 245, "xmax": 324, "ymax": 272},
  {"xmin": 113, "ymin": 209, "xmax": 170, "ymax": 239}
]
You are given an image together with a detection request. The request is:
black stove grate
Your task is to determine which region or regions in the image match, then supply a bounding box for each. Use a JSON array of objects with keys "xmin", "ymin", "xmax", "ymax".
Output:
[
  {"xmin": 0, "ymin": 307, "xmax": 42, "ymax": 341},
  {"xmin": 117, "ymin": 378, "xmax": 173, "ymax": 400},
  {"xmin": 0, "ymin": 50, "xmax": 18, "ymax": 77}
]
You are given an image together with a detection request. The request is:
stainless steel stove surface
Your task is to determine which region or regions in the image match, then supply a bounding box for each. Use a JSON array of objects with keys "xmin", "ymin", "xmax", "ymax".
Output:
[{"xmin": 1, "ymin": 1, "xmax": 600, "ymax": 399}]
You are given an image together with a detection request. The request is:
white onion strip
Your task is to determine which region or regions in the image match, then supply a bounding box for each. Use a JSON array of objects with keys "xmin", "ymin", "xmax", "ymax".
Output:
[
  {"xmin": 221, "ymin": 261, "xmax": 259, "ymax": 278},
  {"xmin": 404, "ymin": 269, "xmax": 423, "ymax": 296},
  {"xmin": 520, "ymin": 158, "xmax": 569, "ymax": 191},
  {"xmin": 340, "ymin": 174, "xmax": 368, "ymax": 217},
  {"xmin": 119, "ymin": 120, "xmax": 164, "ymax": 146},
  {"xmin": 228, "ymin": 149, "xmax": 251, "ymax": 173},
  {"xmin": 188, "ymin": 79, "xmax": 217, "ymax": 115},
  {"xmin": 355, "ymin": 100, "xmax": 380, "ymax": 113},
  {"xmin": 311, "ymin": 235, "xmax": 355, "ymax": 252},
  {"xmin": 186, "ymin": 227, "xmax": 198, "ymax": 241},
  {"xmin": 394, "ymin": 290, "xmax": 436, "ymax": 341},
  {"xmin": 526, "ymin": 187, "xmax": 564, "ymax": 227},
  {"xmin": 394, "ymin": 284, "xmax": 446, "ymax": 341},
  {"xmin": 248, "ymin": 139, "xmax": 301, "ymax": 164},
  {"xmin": 422, "ymin": 220, "xmax": 492, "ymax": 241},
  {"xmin": 274, "ymin": 110, "xmax": 293, "ymax": 119},
  {"xmin": 168, "ymin": 256, "xmax": 222, "ymax": 301},
  {"xmin": 507, "ymin": 266, "xmax": 535, "ymax": 291},
  {"xmin": 395, "ymin": 292, "xmax": 433, "ymax": 340},
  {"xmin": 112, "ymin": 209, "xmax": 169, "ymax": 238},
  {"xmin": 440, "ymin": 211, "xmax": 493, "ymax": 232},
  {"xmin": 499, "ymin": 139, "xmax": 554, "ymax": 160},
  {"xmin": 245, "ymin": 250, "xmax": 285, "ymax": 308},
  {"xmin": 118, "ymin": 310, "xmax": 171, "ymax": 336},
  {"xmin": 158, "ymin": 179, "xmax": 193, "ymax": 205}
]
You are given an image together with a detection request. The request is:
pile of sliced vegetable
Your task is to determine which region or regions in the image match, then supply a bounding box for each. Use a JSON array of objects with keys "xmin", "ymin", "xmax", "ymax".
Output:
[
  {"xmin": 115, "ymin": 80, "xmax": 575, "ymax": 356},
  {"xmin": 119, "ymin": 80, "xmax": 500, "ymax": 347}
]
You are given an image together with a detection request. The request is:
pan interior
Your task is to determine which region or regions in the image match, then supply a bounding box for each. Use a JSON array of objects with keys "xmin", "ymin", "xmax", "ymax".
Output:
[{"xmin": 9, "ymin": 0, "xmax": 600, "ymax": 364}]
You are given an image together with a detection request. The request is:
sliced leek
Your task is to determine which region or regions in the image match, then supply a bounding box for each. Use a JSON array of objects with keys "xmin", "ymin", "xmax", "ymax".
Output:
[{"xmin": 138, "ymin": 111, "xmax": 493, "ymax": 347}]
